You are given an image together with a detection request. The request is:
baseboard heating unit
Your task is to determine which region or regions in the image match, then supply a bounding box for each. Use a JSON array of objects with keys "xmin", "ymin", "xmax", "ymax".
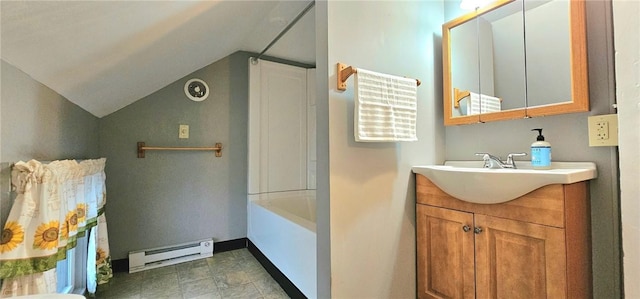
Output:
[{"xmin": 128, "ymin": 238, "xmax": 214, "ymax": 273}]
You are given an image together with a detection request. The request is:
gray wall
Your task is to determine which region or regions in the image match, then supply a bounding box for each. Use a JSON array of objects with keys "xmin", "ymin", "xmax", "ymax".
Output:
[
  {"xmin": 491, "ymin": 11, "xmax": 526, "ymax": 110},
  {"xmin": 450, "ymin": 18, "xmax": 480, "ymax": 97},
  {"xmin": 314, "ymin": 3, "xmax": 330, "ymax": 298},
  {"xmin": 1, "ymin": 60, "xmax": 100, "ymax": 162},
  {"xmin": 524, "ymin": 0, "xmax": 571, "ymax": 106},
  {"xmin": 486, "ymin": 1, "xmax": 571, "ymax": 109},
  {"xmin": 321, "ymin": 1, "xmax": 445, "ymax": 297},
  {"xmin": 478, "ymin": 17, "xmax": 495, "ymax": 98},
  {"xmin": 99, "ymin": 51, "xmax": 254, "ymax": 259},
  {"xmin": 445, "ymin": 1, "xmax": 620, "ymax": 297},
  {"xmin": 0, "ymin": 59, "xmax": 100, "ymax": 226}
]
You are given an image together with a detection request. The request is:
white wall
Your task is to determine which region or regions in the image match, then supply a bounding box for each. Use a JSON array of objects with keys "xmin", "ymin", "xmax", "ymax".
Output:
[
  {"xmin": 321, "ymin": 2, "xmax": 445, "ymax": 297},
  {"xmin": 613, "ymin": 0, "xmax": 640, "ymax": 297}
]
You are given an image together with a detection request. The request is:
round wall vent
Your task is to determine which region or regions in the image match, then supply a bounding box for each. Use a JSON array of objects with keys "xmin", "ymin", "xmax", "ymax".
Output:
[{"xmin": 184, "ymin": 78, "xmax": 209, "ymax": 102}]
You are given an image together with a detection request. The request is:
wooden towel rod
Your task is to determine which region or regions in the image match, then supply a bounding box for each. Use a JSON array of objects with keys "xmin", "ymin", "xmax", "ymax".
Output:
[
  {"xmin": 337, "ymin": 62, "xmax": 421, "ymax": 91},
  {"xmin": 137, "ymin": 142, "xmax": 223, "ymax": 158},
  {"xmin": 453, "ymin": 87, "xmax": 502, "ymax": 108},
  {"xmin": 454, "ymin": 88, "xmax": 471, "ymax": 108}
]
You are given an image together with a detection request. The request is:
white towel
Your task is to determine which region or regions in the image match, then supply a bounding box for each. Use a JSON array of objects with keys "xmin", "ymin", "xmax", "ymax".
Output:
[
  {"xmin": 354, "ymin": 68, "xmax": 418, "ymax": 142},
  {"xmin": 465, "ymin": 92, "xmax": 501, "ymax": 115}
]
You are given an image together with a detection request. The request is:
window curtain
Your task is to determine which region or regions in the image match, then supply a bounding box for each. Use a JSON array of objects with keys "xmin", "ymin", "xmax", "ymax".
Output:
[{"xmin": 0, "ymin": 158, "xmax": 112, "ymax": 297}]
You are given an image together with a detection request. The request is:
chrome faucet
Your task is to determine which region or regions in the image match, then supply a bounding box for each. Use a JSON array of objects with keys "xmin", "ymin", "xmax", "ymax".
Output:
[{"xmin": 475, "ymin": 152, "xmax": 527, "ymax": 169}]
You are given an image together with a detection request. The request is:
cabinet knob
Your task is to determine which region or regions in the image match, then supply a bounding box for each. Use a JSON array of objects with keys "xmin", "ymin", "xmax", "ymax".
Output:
[
  {"xmin": 474, "ymin": 227, "xmax": 483, "ymax": 234},
  {"xmin": 462, "ymin": 225, "xmax": 471, "ymax": 232}
]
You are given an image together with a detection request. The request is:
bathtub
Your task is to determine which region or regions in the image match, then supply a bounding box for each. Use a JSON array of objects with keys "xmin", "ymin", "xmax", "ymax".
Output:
[{"xmin": 247, "ymin": 190, "xmax": 316, "ymax": 298}]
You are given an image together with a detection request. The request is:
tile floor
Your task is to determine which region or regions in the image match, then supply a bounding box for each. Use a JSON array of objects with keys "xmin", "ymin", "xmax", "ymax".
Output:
[{"xmin": 93, "ymin": 248, "xmax": 290, "ymax": 299}]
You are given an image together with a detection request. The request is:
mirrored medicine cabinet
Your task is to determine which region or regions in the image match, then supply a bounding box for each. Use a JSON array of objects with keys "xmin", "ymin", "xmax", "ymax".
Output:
[{"xmin": 443, "ymin": 0, "xmax": 589, "ymax": 126}]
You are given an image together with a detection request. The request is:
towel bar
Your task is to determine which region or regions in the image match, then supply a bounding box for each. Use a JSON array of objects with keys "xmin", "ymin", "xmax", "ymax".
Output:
[
  {"xmin": 453, "ymin": 87, "xmax": 503, "ymax": 108},
  {"xmin": 337, "ymin": 62, "xmax": 421, "ymax": 91},
  {"xmin": 454, "ymin": 88, "xmax": 471, "ymax": 108},
  {"xmin": 137, "ymin": 142, "xmax": 223, "ymax": 158}
]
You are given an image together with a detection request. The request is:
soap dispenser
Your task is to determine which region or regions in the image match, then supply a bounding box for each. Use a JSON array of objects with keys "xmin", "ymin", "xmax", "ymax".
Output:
[{"xmin": 531, "ymin": 128, "xmax": 551, "ymax": 169}]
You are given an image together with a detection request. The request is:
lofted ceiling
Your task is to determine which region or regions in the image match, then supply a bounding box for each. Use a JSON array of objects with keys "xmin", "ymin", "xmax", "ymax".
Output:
[{"xmin": 1, "ymin": 0, "xmax": 316, "ymax": 118}]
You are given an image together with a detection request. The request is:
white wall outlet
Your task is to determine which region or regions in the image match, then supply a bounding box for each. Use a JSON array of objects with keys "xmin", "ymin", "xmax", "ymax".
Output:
[
  {"xmin": 179, "ymin": 124, "xmax": 189, "ymax": 139},
  {"xmin": 595, "ymin": 121, "xmax": 609, "ymax": 140},
  {"xmin": 588, "ymin": 114, "xmax": 618, "ymax": 146}
]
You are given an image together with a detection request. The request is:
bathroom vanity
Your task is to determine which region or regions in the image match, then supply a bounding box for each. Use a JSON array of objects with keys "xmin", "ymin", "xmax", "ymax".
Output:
[{"xmin": 415, "ymin": 174, "xmax": 592, "ymax": 298}]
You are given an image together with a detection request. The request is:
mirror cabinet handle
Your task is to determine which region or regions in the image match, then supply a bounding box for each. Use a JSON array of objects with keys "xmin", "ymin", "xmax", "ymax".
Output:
[
  {"xmin": 474, "ymin": 227, "xmax": 483, "ymax": 234},
  {"xmin": 462, "ymin": 225, "xmax": 471, "ymax": 232}
]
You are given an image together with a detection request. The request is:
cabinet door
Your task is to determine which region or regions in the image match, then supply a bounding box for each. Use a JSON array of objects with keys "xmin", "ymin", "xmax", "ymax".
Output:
[
  {"xmin": 474, "ymin": 214, "xmax": 566, "ymax": 299},
  {"xmin": 417, "ymin": 205, "xmax": 475, "ymax": 299}
]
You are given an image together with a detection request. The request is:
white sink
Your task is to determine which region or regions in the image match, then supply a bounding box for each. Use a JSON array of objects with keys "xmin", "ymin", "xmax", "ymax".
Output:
[{"xmin": 412, "ymin": 161, "xmax": 597, "ymax": 204}]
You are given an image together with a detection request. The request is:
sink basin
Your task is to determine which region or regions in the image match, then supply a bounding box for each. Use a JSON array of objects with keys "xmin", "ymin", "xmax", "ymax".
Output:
[{"xmin": 412, "ymin": 161, "xmax": 597, "ymax": 204}]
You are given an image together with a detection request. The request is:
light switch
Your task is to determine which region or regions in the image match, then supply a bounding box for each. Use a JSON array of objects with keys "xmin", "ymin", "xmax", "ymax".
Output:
[{"xmin": 179, "ymin": 125, "xmax": 189, "ymax": 139}]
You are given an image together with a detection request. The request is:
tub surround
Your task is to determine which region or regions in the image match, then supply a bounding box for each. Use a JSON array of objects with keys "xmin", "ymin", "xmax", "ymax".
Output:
[
  {"xmin": 247, "ymin": 58, "xmax": 317, "ymax": 297},
  {"xmin": 247, "ymin": 59, "xmax": 314, "ymax": 194},
  {"xmin": 249, "ymin": 190, "xmax": 316, "ymax": 231}
]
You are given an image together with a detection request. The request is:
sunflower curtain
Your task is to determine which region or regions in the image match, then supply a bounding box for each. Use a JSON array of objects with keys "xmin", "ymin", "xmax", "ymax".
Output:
[{"xmin": 0, "ymin": 158, "xmax": 112, "ymax": 296}]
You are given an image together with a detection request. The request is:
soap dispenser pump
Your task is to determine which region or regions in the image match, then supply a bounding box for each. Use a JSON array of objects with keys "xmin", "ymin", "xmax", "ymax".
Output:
[{"xmin": 531, "ymin": 128, "xmax": 551, "ymax": 169}]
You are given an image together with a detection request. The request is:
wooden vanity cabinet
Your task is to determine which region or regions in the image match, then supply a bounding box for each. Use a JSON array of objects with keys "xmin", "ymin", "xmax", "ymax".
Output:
[{"xmin": 416, "ymin": 174, "xmax": 592, "ymax": 299}]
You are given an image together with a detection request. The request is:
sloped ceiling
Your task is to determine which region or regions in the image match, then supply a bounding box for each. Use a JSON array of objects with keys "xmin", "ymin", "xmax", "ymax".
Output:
[{"xmin": 1, "ymin": 1, "xmax": 316, "ymax": 118}]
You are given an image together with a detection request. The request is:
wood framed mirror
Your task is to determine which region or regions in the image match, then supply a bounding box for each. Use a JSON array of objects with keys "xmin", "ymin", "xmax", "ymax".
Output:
[{"xmin": 443, "ymin": 0, "xmax": 589, "ymax": 126}]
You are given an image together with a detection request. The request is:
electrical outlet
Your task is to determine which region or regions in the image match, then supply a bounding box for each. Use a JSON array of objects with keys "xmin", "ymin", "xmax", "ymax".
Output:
[
  {"xmin": 179, "ymin": 125, "xmax": 189, "ymax": 139},
  {"xmin": 595, "ymin": 121, "xmax": 609, "ymax": 140},
  {"xmin": 588, "ymin": 114, "xmax": 618, "ymax": 146}
]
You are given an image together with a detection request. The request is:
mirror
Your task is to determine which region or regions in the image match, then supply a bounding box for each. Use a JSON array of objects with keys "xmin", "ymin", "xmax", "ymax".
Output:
[
  {"xmin": 478, "ymin": 0, "xmax": 526, "ymax": 122},
  {"xmin": 448, "ymin": 17, "xmax": 480, "ymax": 119},
  {"xmin": 443, "ymin": 0, "xmax": 589, "ymax": 126}
]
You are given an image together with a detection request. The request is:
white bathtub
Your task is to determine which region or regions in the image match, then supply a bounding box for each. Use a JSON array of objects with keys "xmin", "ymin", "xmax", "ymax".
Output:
[{"xmin": 247, "ymin": 190, "xmax": 316, "ymax": 298}]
